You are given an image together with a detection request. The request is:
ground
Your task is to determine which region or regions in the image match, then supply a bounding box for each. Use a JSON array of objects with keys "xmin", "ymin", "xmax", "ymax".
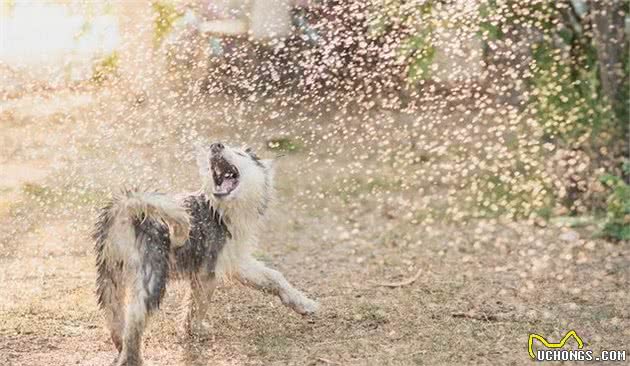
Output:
[{"xmin": 0, "ymin": 88, "xmax": 628, "ymax": 366}]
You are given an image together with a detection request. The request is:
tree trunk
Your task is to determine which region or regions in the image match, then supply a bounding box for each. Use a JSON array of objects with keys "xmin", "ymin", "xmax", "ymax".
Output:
[{"xmin": 589, "ymin": 0, "xmax": 626, "ymax": 108}]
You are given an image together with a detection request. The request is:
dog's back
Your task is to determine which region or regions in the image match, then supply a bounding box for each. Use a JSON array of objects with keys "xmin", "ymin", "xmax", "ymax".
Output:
[{"xmin": 172, "ymin": 193, "xmax": 230, "ymax": 276}]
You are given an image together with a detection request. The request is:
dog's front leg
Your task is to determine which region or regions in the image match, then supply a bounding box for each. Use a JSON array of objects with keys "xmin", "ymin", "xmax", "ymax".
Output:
[
  {"xmin": 236, "ymin": 257, "xmax": 318, "ymax": 315},
  {"xmin": 184, "ymin": 270, "xmax": 217, "ymax": 337}
]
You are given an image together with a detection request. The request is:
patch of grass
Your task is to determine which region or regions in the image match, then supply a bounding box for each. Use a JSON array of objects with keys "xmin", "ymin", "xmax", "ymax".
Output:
[
  {"xmin": 536, "ymin": 205, "xmax": 554, "ymax": 221},
  {"xmin": 22, "ymin": 182, "xmax": 54, "ymax": 201},
  {"xmin": 550, "ymin": 215, "xmax": 602, "ymax": 228},
  {"xmin": 252, "ymin": 332, "xmax": 291, "ymax": 358},
  {"xmin": 599, "ymin": 168, "xmax": 630, "ymax": 241},
  {"xmin": 474, "ymin": 172, "xmax": 553, "ymax": 220},
  {"xmin": 352, "ymin": 302, "xmax": 389, "ymax": 329},
  {"xmin": 265, "ymin": 137, "xmax": 302, "ymax": 153},
  {"xmin": 251, "ymin": 251, "xmax": 273, "ymax": 263},
  {"xmin": 414, "ymin": 205, "xmax": 456, "ymax": 224},
  {"xmin": 71, "ymin": 189, "xmax": 109, "ymax": 206},
  {"xmin": 0, "ymin": 199, "xmax": 14, "ymax": 218},
  {"xmin": 91, "ymin": 52, "xmax": 119, "ymax": 85},
  {"xmin": 333, "ymin": 176, "xmax": 403, "ymax": 204},
  {"xmin": 0, "ymin": 187, "xmax": 13, "ymax": 194},
  {"xmin": 366, "ymin": 177, "xmax": 399, "ymax": 192},
  {"xmin": 22, "ymin": 182, "xmax": 108, "ymax": 208}
]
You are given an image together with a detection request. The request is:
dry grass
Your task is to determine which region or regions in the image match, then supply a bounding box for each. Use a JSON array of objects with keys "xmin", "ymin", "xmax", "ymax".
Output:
[{"xmin": 0, "ymin": 89, "xmax": 628, "ymax": 366}]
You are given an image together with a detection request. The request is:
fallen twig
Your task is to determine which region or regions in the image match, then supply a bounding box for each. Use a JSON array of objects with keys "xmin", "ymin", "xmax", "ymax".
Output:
[
  {"xmin": 317, "ymin": 357, "xmax": 341, "ymax": 365},
  {"xmin": 451, "ymin": 311, "xmax": 499, "ymax": 322},
  {"xmin": 371, "ymin": 268, "xmax": 422, "ymax": 288}
]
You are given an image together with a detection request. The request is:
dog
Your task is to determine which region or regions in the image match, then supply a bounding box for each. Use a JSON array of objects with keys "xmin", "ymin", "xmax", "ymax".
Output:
[{"xmin": 93, "ymin": 142, "xmax": 318, "ymax": 366}]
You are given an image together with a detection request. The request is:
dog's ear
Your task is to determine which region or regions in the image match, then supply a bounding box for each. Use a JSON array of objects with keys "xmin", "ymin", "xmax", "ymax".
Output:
[
  {"xmin": 261, "ymin": 159, "xmax": 276, "ymax": 183},
  {"xmin": 262, "ymin": 158, "xmax": 275, "ymax": 170},
  {"xmin": 263, "ymin": 152, "xmax": 289, "ymax": 172}
]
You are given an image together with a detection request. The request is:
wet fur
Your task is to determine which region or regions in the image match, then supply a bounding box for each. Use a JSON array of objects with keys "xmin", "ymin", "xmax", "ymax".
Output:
[{"xmin": 94, "ymin": 144, "xmax": 318, "ymax": 366}]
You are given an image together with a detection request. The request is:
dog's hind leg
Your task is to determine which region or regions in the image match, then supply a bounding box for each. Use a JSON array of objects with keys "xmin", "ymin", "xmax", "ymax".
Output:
[
  {"xmin": 96, "ymin": 260, "xmax": 126, "ymax": 352},
  {"xmin": 184, "ymin": 269, "xmax": 217, "ymax": 338},
  {"xmin": 236, "ymin": 256, "xmax": 318, "ymax": 315},
  {"xmin": 117, "ymin": 219, "xmax": 170, "ymax": 366},
  {"xmin": 95, "ymin": 209, "xmax": 127, "ymax": 353}
]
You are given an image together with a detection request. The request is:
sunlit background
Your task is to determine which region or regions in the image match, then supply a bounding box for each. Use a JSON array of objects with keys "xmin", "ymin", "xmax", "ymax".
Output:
[{"xmin": 0, "ymin": 1, "xmax": 628, "ymax": 365}]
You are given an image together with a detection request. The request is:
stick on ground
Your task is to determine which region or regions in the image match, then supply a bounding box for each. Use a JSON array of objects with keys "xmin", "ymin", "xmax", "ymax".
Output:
[{"xmin": 371, "ymin": 268, "xmax": 422, "ymax": 288}]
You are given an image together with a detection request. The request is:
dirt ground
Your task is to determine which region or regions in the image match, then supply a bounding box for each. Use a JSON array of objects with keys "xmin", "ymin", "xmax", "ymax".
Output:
[{"xmin": 0, "ymin": 88, "xmax": 628, "ymax": 366}]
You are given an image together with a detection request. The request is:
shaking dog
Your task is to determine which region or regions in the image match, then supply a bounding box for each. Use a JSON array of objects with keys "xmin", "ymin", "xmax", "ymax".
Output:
[{"xmin": 93, "ymin": 142, "xmax": 318, "ymax": 366}]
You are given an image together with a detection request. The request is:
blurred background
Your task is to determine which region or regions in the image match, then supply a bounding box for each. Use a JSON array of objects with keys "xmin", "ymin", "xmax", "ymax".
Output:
[{"xmin": 0, "ymin": 1, "xmax": 628, "ymax": 365}]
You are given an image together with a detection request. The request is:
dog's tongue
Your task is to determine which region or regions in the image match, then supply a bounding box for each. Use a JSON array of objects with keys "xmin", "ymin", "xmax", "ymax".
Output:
[{"xmin": 214, "ymin": 177, "xmax": 238, "ymax": 195}]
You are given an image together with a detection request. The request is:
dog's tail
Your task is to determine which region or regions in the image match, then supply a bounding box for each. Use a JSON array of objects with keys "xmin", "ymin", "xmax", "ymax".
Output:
[
  {"xmin": 93, "ymin": 189, "xmax": 190, "ymax": 264},
  {"xmin": 114, "ymin": 190, "xmax": 190, "ymax": 246}
]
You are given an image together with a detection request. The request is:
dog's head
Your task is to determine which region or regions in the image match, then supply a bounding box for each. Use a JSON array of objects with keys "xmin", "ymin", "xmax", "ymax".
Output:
[{"xmin": 197, "ymin": 142, "xmax": 273, "ymax": 212}]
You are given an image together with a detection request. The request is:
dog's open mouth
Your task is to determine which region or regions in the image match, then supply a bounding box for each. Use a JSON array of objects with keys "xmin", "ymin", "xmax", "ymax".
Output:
[{"xmin": 211, "ymin": 156, "xmax": 240, "ymax": 197}]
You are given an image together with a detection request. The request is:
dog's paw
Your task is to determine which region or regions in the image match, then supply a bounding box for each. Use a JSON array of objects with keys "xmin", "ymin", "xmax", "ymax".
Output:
[
  {"xmin": 114, "ymin": 355, "xmax": 142, "ymax": 366},
  {"xmin": 280, "ymin": 290, "xmax": 319, "ymax": 316},
  {"xmin": 182, "ymin": 320, "xmax": 213, "ymax": 340},
  {"xmin": 294, "ymin": 297, "xmax": 319, "ymax": 316}
]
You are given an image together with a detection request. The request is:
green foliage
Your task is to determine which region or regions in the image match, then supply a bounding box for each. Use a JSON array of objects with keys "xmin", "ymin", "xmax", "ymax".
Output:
[
  {"xmin": 599, "ymin": 163, "xmax": 630, "ymax": 241},
  {"xmin": 476, "ymin": 171, "xmax": 553, "ymax": 220},
  {"xmin": 477, "ymin": 0, "xmax": 501, "ymax": 40},
  {"xmin": 478, "ymin": 1, "xmax": 554, "ymax": 41},
  {"xmin": 265, "ymin": 137, "xmax": 302, "ymax": 153},
  {"xmin": 368, "ymin": 0, "xmax": 436, "ymax": 82},
  {"xmin": 476, "ymin": 1, "xmax": 628, "ymax": 229},
  {"xmin": 529, "ymin": 27, "xmax": 616, "ymax": 146},
  {"xmin": 91, "ymin": 52, "xmax": 119, "ymax": 84},
  {"xmin": 152, "ymin": 0, "xmax": 182, "ymax": 46},
  {"xmin": 399, "ymin": 2, "xmax": 435, "ymax": 82},
  {"xmin": 401, "ymin": 33, "xmax": 435, "ymax": 82},
  {"xmin": 478, "ymin": 1, "xmax": 626, "ymax": 147},
  {"xmin": 616, "ymin": 40, "xmax": 630, "ymax": 138},
  {"xmin": 526, "ymin": 3, "xmax": 627, "ymax": 225}
]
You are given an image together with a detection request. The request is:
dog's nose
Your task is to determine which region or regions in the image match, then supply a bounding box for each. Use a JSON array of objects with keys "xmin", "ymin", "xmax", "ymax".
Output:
[{"xmin": 210, "ymin": 142, "xmax": 224, "ymax": 154}]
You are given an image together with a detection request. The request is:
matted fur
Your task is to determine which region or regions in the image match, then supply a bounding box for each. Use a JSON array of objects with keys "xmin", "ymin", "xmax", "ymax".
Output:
[{"xmin": 94, "ymin": 143, "xmax": 318, "ymax": 366}]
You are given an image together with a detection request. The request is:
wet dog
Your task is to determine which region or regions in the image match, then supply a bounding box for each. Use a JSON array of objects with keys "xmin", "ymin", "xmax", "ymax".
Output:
[{"xmin": 93, "ymin": 142, "xmax": 318, "ymax": 366}]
